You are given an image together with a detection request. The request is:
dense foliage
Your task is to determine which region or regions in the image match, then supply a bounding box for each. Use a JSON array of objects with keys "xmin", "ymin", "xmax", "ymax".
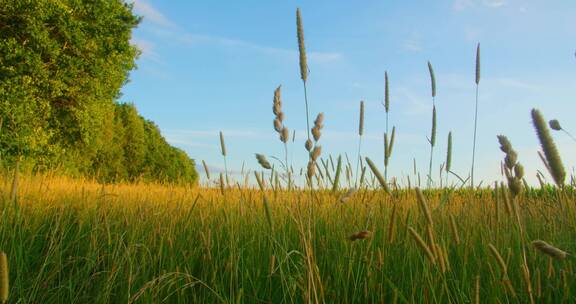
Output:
[{"xmin": 0, "ymin": 0, "xmax": 198, "ymax": 184}]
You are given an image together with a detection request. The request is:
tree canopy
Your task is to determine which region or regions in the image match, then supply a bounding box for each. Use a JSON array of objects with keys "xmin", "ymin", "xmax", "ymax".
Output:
[{"xmin": 0, "ymin": 0, "xmax": 198, "ymax": 184}]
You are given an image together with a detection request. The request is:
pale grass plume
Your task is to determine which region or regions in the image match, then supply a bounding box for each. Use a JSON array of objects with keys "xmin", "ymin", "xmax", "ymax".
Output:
[
  {"xmin": 532, "ymin": 240, "xmax": 569, "ymax": 260},
  {"xmin": 531, "ymin": 109, "xmax": 566, "ymax": 186}
]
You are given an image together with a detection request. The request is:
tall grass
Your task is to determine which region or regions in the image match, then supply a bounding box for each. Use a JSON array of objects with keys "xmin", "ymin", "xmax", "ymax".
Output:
[{"xmin": 471, "ymin": 43, "xmax": 481, "ymax": 188}]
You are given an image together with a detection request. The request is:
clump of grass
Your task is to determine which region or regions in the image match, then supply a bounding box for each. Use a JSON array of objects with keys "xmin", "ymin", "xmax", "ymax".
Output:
[{"xmin": 531, "ymin": 109, "xmax": 566, "ymax": 187}]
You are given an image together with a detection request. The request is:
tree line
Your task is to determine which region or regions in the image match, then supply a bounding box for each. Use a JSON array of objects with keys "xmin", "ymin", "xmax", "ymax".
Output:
[{"xmin": 0, "ymin": 0, "xmax": 198, "ymax": 184}]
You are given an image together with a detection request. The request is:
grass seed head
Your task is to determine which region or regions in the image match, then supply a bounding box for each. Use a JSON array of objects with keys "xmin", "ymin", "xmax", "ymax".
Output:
[
  {"xmin": 296, "ymin": 8, "xmax": 308, "ymax": 82},
  {"xmin": 549, "ymin": 119, "xmax": 562, "ymax": 131},
  {"xmin": 532, "ymin": 240, "xmax": 568, "ymax": 260},
  {"xmin": 531, "ymin": 109, "xmax": 566, "ymax": 186}
]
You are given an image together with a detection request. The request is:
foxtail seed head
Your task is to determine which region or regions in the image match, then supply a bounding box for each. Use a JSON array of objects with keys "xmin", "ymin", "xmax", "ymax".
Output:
[
  {"xmin": 385, "ymin": 71, "xmax": 390, "ymax": 112},
  {"xmin": 532, "ymin": 240, "xmax": 568, "ymax": 260},
  {"xmin": 359, "ymin": 101, "xmax": 365, "ymax": 136},
  {"xmin": 475, "ymin": 43, "xmax": 481, "ymax": 85},
  {"xmin": 296, "ymin": 8, "xmax": 308, "ymax": 82},
  {"xmin": 531, "ymin": 109, "xmax": 566, "ymax": 186},
  {"xmin": 219, "ymin": 131, "xmax": 226, "ymax": 157},
  {"xmin": 428, "ymin": 61, "xmax": 436, "ymax": 98}
]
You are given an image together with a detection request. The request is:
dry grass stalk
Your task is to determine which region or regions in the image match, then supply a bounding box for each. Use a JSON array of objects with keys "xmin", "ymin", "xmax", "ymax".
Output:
[
  {"xmin": 532, "ymin": 240, "xmax": 569, "ymax": 260},
  {"xmin": 254, "ymin": 171, "xmax": 265, "ymax": 191},
  {"xmin": 387, "ymin": 203, "xmax": 397, "ymax": 243},
  {"xmin": 415, "ymin": 188, "xmax": 433, "ymax": 226},
  {"xmin": 426, "ymin": 224, "xmax": 437, "ymax": 259},
  {"xmin": 488, "ymin": 244, "xmax": 508, "ymax": 277},
  {"xmin": 0, "ymin": 252, "xmax": 7, "ymax": 304},
  {"xmin": 435, "ymin": 243, "xmax": 446, "ymax": 273},
  {"xmin": 474, "ymin": 275, "xmax": 480, "ymax": 304},
  {"xmin": 408, "ymin": 227, "xmax": 436, "ymax": 265},
  {"xmin": 449, "ymin": 215, "xmax": 460, "ymax": 245},
  {"xmin": 521, "ymin": 253, "xmax": 535, "ymax": 304}
]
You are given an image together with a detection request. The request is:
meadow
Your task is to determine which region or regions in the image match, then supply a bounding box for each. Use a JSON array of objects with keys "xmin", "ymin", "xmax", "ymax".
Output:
[
  {"xmin": 1, "ymin": 5, "xmax": 575, "ymax": 304},
  {"xmin": 0, "ymin": 169, "xmax": 575, "ymax": 303}
]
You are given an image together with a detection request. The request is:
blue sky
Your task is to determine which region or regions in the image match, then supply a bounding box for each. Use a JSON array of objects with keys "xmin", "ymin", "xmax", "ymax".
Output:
[{"xmin": 122, "ymin": 0, "xmax": 576, "ymax": 187}]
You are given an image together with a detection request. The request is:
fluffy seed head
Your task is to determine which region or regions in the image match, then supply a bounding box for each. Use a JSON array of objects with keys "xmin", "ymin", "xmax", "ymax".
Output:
[
  {"xmin": 305, "ymin": 139, "xmax": 313, "ymax": 152},
  {"xmin": 384, "ymin": 71, "xmax": 390, "ymax": 112},
  {"xmin": 219, "ymin": 131, "xmax": 226, "ymax": 157},
  {"xmin": 255, "ymin": 153, "xmax": 272, "ymax": 170},
  {"xmin": 428, "ymin": 61, "xmax": 436, "ymax": 98},
  {"xmin": 273, "ymin": 86, "xmax": 282, "ymax": 115},
  {"xmin": 532, "ymin": 240, "xmax": 568, "ymax": 260},
  {"xmin": 475, "ymin": 43, "xmax": 481, "ymax": 85},
  {"xmin": 359, "ymin": 101, "xmax": 365, "ymax": 136},
  {"xmin": 280, "ymin": 127, "xmax": 289, "ymax": 143},
  {"xmin": 296, "ymin": 8, "xmax": 308, "ymax": 82},
  {"xmin": 531, "ymin": 109, "xmax": 566, "ymax": 186},
  {"xmin": 202, "ymin": 160, "xmax": 210, "ymax": 180},
  {"xmin": 430, "ymin": 106, "xmax": 437, "ymax": 146},
  {"xmin": 307, "ymin": 160, "xmax": 316, "ymax": 179},
  {"xmin": 311, "ymin": 145, "xmax": 322, "ymax": 161},
  {"xmin": 549, "ymin": 119, "xmax": 562, "ymax": 131},
  {"xmin": 274, "ymin": 118, "xmax": 282, "ymax": 133}
]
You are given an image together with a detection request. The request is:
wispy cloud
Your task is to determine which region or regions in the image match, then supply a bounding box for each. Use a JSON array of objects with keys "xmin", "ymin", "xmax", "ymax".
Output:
[
  {"xmin": 131, "ymin": 1, "xmax": 342, "ymax": 64},
  {"xmin": 131, "ymin": 38, "xmax": 162, "ymax": 63},
  {"xmin": 453, "ymin": 0, "xmax": 508, "ymax": 11},
  {"xmin": 132, "ymin": 0, "xmax": 176, "ymax": 29},
  {"xmin": 401, "ymin": 31, "xmax": 424, "ymax": 52}
]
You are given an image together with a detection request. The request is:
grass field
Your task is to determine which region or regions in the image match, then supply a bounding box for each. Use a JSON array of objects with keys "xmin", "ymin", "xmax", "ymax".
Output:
[{"xmin": 0, "ymin": 173, "xmax": 575, "ymax": 303}]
